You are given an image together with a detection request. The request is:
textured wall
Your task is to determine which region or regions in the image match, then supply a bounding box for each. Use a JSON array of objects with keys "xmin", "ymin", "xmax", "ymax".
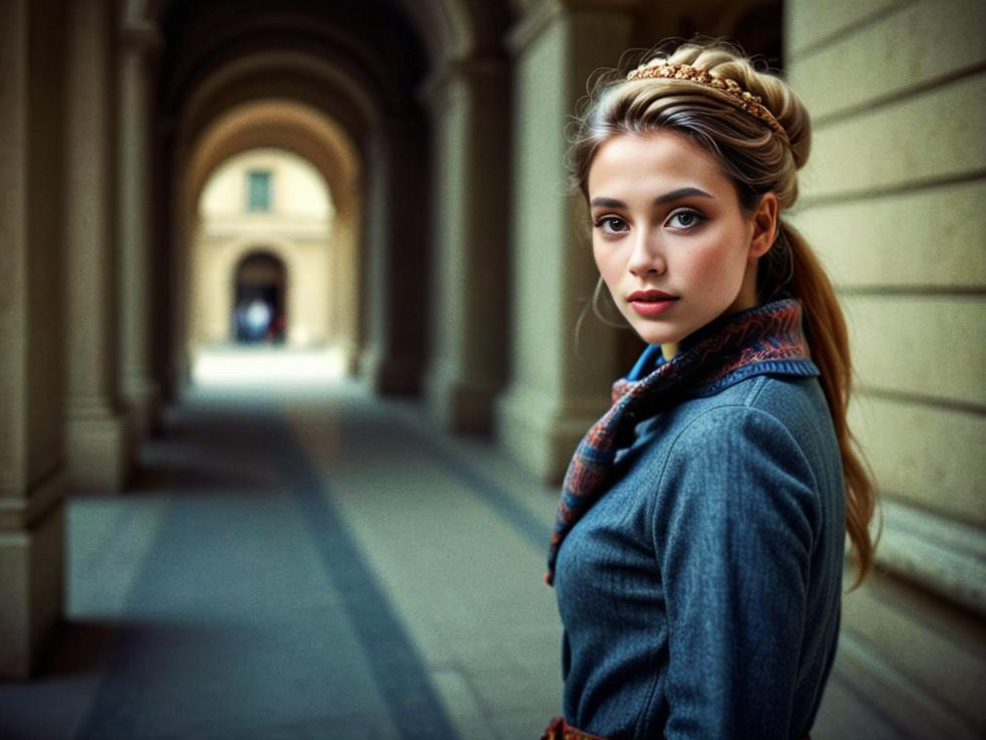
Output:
[{"xmin": 787, "ymin": 2, "xmax": 986, "ymax": 738}]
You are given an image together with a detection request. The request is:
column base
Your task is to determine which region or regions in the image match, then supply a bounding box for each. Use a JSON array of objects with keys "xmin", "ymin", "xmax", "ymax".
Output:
[
  {"xmin": 123, "ymin": 378, "xmax": 160, "ymax": 441},
  {"xmin": 495, "ymin": 383, "xmax": 608, "ymax": 484},
  {"xmin": 65, "ymin": 408, "xmax": 132, "ymax": 490},
  {"xmin": 359, "ymin": 346, "xmax": 423, "ymax": 397},
  {"xmin": 0, "ymin": 472, "xmax": 66, "ymax": 679},
  {"xmin": 338, "ymin": 340, "xmax": 361, "ymax": 377},
  {"xmin": 426, "ymin": 361, "xmax": 499, "ymax": 435}
]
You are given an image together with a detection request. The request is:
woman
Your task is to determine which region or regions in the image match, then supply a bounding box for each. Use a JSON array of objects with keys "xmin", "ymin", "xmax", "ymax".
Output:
[{"xmin": 542, "ymin": 42, "xmax": 876, "ymax": 740}]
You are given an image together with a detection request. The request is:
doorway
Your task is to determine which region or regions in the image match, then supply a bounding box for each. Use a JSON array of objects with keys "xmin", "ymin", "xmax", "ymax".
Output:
[{"xmin": 233, "ymin": 251, "xmax": 287, "ymax": 344}]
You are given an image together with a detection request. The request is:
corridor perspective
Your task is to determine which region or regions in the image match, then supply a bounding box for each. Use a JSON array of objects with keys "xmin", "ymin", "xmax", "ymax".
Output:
[{"xmin": 2, "ymin": 1, "xmax": 984, "ymax": 739}]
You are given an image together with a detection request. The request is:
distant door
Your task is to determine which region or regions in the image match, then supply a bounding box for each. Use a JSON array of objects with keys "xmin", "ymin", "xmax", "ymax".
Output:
[{"xmin": 232, "ymin": 251, "xmax": 287, "ymax": 344}]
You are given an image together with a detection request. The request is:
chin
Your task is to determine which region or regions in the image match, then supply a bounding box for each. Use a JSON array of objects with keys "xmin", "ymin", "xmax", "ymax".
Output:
[
  {"xmin": 627, "ymin": 307, "xmax": 734, "ymax": 348},
  {"xmin": 630, "ymin": 322, "xmax": 687, "ymax": 348}
]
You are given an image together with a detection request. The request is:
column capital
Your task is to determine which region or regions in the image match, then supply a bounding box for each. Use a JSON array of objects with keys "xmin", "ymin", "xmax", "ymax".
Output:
[
  {"xmin": 558, "ymin": 0, "xmax": 643, "ymax": 9},
  {"xmin": 506, "ymin": 0, "xmax": 642, "ymax": 56},
  {"xmin": 420, "ymin": 54, "xmax": 507, "ymax": 113},
  {"xmin": 120, "ymin": 20, "xmax": 164, "ymax": 60}
]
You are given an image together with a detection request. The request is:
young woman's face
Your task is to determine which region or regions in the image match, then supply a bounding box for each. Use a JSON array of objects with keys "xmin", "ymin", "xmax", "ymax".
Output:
[{"xmin": 587, "ymin": 130, "xmax": 776, "ymax": 347}]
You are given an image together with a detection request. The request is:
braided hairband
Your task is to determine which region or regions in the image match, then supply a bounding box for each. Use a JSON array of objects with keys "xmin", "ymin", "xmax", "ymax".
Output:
[{"xmin": 627, "ymin": 60, "xmax": 790, "ymax": 147}]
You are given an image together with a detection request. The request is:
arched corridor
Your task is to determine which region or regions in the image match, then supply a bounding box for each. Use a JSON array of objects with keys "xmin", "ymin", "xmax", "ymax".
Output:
[{"xmin": 1, "ymin": 1, "xmax": 983, "ymax": 738}]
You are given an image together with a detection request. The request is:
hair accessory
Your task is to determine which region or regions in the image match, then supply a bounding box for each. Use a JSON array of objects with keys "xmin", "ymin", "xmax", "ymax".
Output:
[{"xmin": 627, "ymin": 60, "xmax": 790, "ymax": 146}]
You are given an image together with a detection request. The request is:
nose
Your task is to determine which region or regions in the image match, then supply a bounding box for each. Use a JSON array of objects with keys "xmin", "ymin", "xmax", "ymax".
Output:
[{"xmin": 627, "ymin": 226, "xmax": 666, "ymax": 277}]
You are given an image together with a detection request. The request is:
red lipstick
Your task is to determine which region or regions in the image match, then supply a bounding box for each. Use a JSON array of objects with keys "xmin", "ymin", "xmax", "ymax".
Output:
[{"xmin": 627, "ymin": 290, "xmax": 679, "ymax": 317}]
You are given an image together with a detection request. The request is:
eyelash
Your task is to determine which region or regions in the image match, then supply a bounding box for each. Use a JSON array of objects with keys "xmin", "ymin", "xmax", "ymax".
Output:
[
  {"xmin": 595, "ymin": 216, "xmax": 628, "ymax": 235},
  {"xmin": 593, "ymin": 208, "xmax": 706, "ymax": 236},
  {"xmin": 666, "ymin": 208, "xmax": 706, "ymax": 229}
]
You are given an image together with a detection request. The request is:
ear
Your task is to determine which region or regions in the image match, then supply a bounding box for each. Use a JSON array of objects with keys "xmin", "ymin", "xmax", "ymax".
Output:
[{"xmin": 748, "ymin": 193, "xmax": 779, "ymax": 260}]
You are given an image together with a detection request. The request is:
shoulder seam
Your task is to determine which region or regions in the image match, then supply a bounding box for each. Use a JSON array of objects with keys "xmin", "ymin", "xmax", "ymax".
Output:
[{"xmin": 646, "ymin": 401, "xmax": 820, "ymax": 545}]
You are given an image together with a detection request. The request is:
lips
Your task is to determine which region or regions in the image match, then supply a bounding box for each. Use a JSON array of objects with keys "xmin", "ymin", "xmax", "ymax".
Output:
[{"xmin": 627, "ymin": 290, "xmax": 678, "ymax": 317}]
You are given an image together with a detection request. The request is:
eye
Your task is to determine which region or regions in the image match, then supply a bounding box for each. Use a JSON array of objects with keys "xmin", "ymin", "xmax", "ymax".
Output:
[
  {"xmin": 666, "ymin": 209, "xmax": 705, "ymax": 230},
  {"xmin": 595, "ymin": 216, "xmax": 629, "ymax": 236}
]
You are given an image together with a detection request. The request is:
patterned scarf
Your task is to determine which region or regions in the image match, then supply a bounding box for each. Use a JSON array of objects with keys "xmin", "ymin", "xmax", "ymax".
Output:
[{"xmin": 545, "ymin": 299, "xmax": 818, "ymax": 586}]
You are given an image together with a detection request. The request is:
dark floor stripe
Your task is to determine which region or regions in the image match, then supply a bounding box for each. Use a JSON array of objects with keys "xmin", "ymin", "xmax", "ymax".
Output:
[
  {"xmin": 74, "ymin": 401, "xmax": 460, "ymax": 740},
  {"xmin": 269, "ymin": 416, "xmax": 461, "ymax": 740}
]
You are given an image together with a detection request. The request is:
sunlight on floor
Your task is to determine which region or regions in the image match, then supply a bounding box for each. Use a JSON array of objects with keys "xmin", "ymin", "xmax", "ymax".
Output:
[{"xmin": 191, "ymin": 343, "xmax": 348, "ymax": 386}]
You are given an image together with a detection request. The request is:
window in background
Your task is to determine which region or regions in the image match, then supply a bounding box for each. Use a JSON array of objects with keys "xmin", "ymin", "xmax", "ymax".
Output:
[{"xmin": 247, "ymin": 170, "xmax": 272, "ymax": 211}]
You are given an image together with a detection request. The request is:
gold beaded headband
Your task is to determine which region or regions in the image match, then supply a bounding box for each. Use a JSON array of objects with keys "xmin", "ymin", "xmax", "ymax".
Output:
[{"xmin": 626, "ymin": 61, "xmax": 790, "ymax": 147}]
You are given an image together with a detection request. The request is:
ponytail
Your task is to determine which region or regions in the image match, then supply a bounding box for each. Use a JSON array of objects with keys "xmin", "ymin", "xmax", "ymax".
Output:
[{"xmin": 768, "ymin": 221, "xmax": 877, "ymax": 588}]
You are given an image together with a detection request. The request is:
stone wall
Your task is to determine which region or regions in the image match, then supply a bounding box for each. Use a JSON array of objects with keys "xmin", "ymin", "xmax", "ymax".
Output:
[{"xmin": 787, "ymin": 2, "xmax": 986, "ymax": 737}]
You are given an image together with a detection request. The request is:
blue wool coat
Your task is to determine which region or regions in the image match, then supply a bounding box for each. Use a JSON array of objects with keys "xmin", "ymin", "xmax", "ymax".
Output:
[{"xmin": 554, "ymin": 349, "xmax": 846, "ymax": 740}]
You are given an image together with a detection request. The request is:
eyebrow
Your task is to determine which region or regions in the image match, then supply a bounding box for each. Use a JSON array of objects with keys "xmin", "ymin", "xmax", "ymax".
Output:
[{"xmin": 589, "ymin": 187, "xmax": 714, "ymax": 209}]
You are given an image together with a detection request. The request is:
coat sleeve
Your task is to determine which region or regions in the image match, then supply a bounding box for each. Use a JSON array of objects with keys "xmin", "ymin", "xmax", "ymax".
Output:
[{"xmin": 652, "ymin": 404, "xmax": 821, "ymax": 740}]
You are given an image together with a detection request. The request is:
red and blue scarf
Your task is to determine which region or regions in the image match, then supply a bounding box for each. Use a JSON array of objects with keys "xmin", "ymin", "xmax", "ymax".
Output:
[{"xmin": 545, "ymin": 299, "xmax": 819, "ymax": 586}]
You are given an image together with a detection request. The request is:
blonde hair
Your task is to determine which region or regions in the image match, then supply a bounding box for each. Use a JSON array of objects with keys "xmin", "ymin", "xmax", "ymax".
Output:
[{"xmin": 571, "ymin": 41, "xmax": 876, "ymax": 587}]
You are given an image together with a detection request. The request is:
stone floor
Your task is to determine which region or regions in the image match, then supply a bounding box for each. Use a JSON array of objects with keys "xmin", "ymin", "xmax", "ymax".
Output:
[{"xmin": 0, "ymin": 355, "xmax": 908, "ymax": 740}]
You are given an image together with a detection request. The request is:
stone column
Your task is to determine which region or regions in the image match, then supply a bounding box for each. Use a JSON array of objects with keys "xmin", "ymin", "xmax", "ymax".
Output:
[
  {"xmin": 495, "ymin": 1, "xmax": 639, "ymax": 482},
  {"xmin": 118, "ymin": 22, "xmax": 162, "ymax": 440},
  {"xmin": 357, "ymin": 129, "xmax": 389, "ymax": 384},
  {"xmin": 359, "ymin": 116, "xmax": 431, "ymax": 396},
  {"xmin": 424, "ymin": 56, "xmax": 511, "ymax": 434},
  {"xmin": 0, "ymin": 0, "xmax": 68, "ymax": 679},
  {"xmin": 330, "ymin": 196, "xmax": 362, "ymax": 374},
  {"xmin": 64, "ymin": 0, "xmax": 131, "ymax": 489}
]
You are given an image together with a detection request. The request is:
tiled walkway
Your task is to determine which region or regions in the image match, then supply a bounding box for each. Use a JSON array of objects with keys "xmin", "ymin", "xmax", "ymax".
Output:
[{"xmin": 0, "ymin": 377, "xmax": 904, "ymax": 740}]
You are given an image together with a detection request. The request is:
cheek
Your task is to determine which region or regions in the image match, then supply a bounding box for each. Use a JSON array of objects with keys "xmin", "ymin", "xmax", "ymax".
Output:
[{"xmin": 680, "ymin": 238, "xmax": 748, "ymax": 290}]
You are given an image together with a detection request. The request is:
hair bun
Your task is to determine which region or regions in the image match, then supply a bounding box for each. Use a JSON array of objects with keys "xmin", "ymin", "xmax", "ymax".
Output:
[
  {"xmin": 757, "ymin": 80, "xmax": 811, "ymax": 170},
  {"xmin": 657, "ymin": 42, "xmax": 812, "ymax": 169}
]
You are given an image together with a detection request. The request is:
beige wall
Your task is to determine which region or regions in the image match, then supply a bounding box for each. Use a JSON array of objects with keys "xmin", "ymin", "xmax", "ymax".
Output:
[
  {"xmin": 509, "ymin": 19, "xmax": 570, "ymax": 400},
  {"xmin": 192, "ymin": 148, "xmax": 334, "ymax": 348},
  {"xmin": 787, "ymin": 1, "xmax": 986, "ymax": 737},
  {"xmin": 200, "ymin": 148, "xmax": 332, "ymax": 220}
]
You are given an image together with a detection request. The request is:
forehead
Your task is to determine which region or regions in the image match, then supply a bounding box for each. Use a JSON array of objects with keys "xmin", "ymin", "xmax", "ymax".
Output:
[{"xmin": 587, "ymin": 130, "xmax": 731, "ymax": 198}]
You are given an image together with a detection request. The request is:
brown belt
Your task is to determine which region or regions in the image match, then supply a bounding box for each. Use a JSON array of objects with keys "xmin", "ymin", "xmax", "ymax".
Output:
[
  {"xmin": 541, "ymin": 716, "xmax": 811, "ymax": 740},
  {"xmin": 541, "ymin": 717, "xmax": 608, "ymax": 740}
]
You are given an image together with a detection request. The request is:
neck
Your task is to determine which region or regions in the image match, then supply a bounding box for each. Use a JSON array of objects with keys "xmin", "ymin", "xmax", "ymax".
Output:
[{"xmin": 661, "ymin": 342, "xmax": 678, "ymax": 362}]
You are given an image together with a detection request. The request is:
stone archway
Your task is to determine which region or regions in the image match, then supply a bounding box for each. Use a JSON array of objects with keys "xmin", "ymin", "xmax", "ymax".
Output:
[
  {"xmin": 165, "ymin": 51, "xmax": 425, "ymax": 395},
  {"xmin": 182, "ymin": 101, "xmax": 360, "ymax": 372},
  {"xmin": 137, "ymin": 0, "xmax": 509, "ymax": 401}
]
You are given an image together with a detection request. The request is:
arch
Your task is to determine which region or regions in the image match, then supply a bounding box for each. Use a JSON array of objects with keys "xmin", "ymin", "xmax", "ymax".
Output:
[
  {"xmin": 180, "ymin": 102, "xmax": 363, "ymax": 373},
  {"xmin": 389, "ymin": 0, "xmax": 475, "ymax": 65},
  {"xmin": 156, "ymin": 1, "xmax": 429, "ymax": 127},
  {"xmin": 185, "ymin": 99, "xmax": 359, "ymax": 212},
  {"xmin": 134, "ymin": 0, "xmax": 497, "ymax": 70},
  {"xmin": 177, "ymin": 51, "xmax": 381, "ymax": 150},
  {"xmin": 140, "ymin": 0, "xmax": 497, "ymax": 397}
]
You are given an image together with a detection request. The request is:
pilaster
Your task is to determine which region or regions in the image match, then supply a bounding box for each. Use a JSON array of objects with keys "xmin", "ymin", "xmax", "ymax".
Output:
[
  {"xmin": 118, "ymin": 20, "xmax": 163, "ymax": 439},
  {"xmin": 64, "ymin": 0, "xmax": 132, "ymax": 489},
  {"xmin": 0, "ymin": 0, "xmax": 69, "ymax": 679},
  {"xmin": 496, "ymin": 2, "xmax": 637, "ymax": 482},
  {"xmin": 423, "ymin": 56, "xmax": 511, "ymax": 434},
  {"xmin": 359, "ymin": 116, "xmax": 431, "ymax": 396}
]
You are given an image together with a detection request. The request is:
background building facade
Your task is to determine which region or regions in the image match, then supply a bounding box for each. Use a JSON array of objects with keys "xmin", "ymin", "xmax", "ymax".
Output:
[{"xmin": 193, "ymin": 148, "xmax": 335, "ymax": 350}]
